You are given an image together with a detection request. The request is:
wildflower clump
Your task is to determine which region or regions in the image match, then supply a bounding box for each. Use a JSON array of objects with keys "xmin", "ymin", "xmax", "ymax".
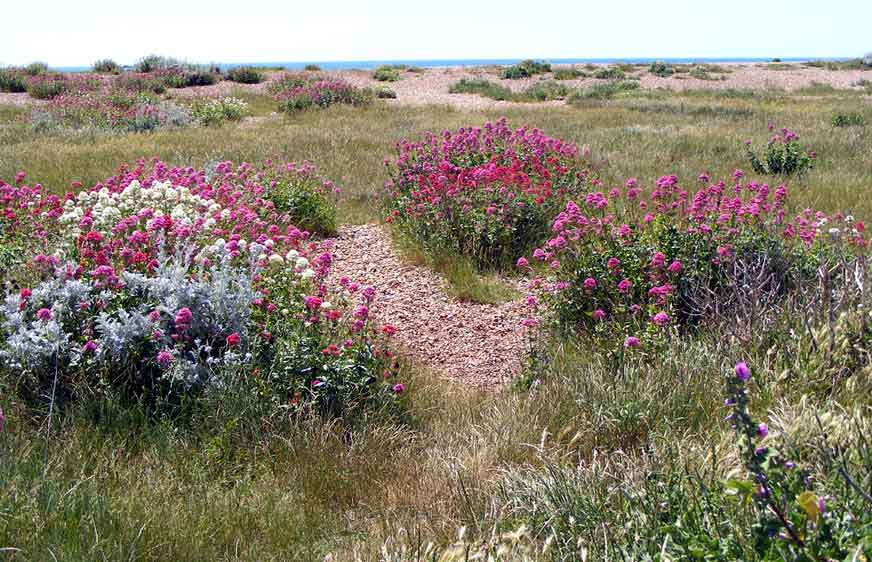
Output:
[
  {"xmin": 0, "ymin": 159, "xmax": 399, "ymax": 417},
  {"xmin": 190, "ymin": 96, "xmax": 248, "ymax": 126},
  {"xmin": 745, "ymin": 123, "xmax": 816, "ymax": 177},
  {"xmin": 384, "ymin": 118, "xmax": 591, "ymax": 269},
  {"xmin": 268, "ymin": 73, "xmax": 371, "ymax": 112},
  {"xmin": 520, "ymin": 172, "xmax": 867, "ymax": 350}
]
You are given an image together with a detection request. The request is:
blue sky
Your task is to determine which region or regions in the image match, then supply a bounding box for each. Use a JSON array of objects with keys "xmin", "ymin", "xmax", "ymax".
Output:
[{"xmin": 3, "ymin": 0, "xmax": 870, "ymax": 66}]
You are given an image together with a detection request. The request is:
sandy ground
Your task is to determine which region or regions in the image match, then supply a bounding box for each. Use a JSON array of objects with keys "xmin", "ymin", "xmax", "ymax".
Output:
[
  {"xmin": 328, "ymin": 224, "xmax": 530, "ymax": 386},
  {"xmin": 2, "ymin": 62, "xmax": 869, "ymax": 111}
]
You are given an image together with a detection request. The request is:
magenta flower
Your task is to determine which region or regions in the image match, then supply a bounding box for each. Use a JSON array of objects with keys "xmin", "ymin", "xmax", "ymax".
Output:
[
  {"xmin": 304, "ymin": 296, "xmax": 323, "ymax": 309},
  {"xmin": 592, "ymin": 309, "xmax": 606, "ymax": 320},
  {"xmin": 617, "ymin": 279, "xmax": 632, "ymax": 294},
  {"xmin": 82, "ymin": 340, "xmax": 98, "ymax": 353},
  {"xmin": 624, "ymin": 336, "xmax": 641, "ymax": 348},
  {"xmin": 607, "ymin": 257, "xmax": 621, "ymax": 271},
  {"xmin": 735, "ymin": 362, "xmax": 751, "ymax": 381},
  {"xmin": 174, "ymin": 307, "xmax": 193, "ymax": 330},
  {"xmin": 516, "ymin": 257, "xmax": 529, "ymax": 268},
  {"xmin": 757, "ymin": 423, "xmax": 769, "ymax": 438},
  {"xmin": 392, "ymin": 383, "xmax": 405, "ymax": 394},
  {"xmin": 650, "ymin": 252, "xmax": 666, "ymax": 268},
  {"xmin": 36, "ymin": 308, "xmax": 52, "ymax": 321},
  {"xmin": 583, "ymin": 277, "xmax": 597, "ymax": 290},
  {"xmin": 156, "ymin": 350, "xmax": 173, "ymax": 367},
  {"xmin": 226, "ymin": 332, "xmax": 241, "ymax": 347},
  {"xmin": 651, "ymin": 311, "xmax": 670, "ymax": 327},
  {"xmin": 667, "ymin": 260, "xmax": 683, "ymax": 274}
]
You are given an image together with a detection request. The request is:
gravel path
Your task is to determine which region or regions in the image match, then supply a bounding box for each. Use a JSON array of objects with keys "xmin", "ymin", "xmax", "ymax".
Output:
[{"xmin": 328, "ymin": 224, "xmax": 530, "ymax": 386}]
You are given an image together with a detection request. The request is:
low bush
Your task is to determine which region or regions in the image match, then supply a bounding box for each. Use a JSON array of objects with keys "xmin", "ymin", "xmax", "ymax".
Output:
[
  {"xmin": 93, "ymin": 59, "xmax": 121, "ymax": 74},
  {"xmin": 745, "ymin": 123, "xmax": 815, "ymax": 176},
  {"xmin": 374, "ymin": 87, "xmax": 397, "ymax": 99},
  {"xmin": 134, "ymin": 54, "xmax": 187, "ymax": 73},
  {"xmin": 449, "ymin": 78, "xmax": 514, "ymax": 100},
  {"xmin": 593, "ymin": 66, "xmax": 626, "ymax": 80},
  {"xmin": 832, "ymin": 112, "xmax": 866, "ymax": 127},
  {"xmin": 303, "ymin": 64, "xmax": 321, "ymax": 71},
  {"xmin": 384, "ymin": 118, "xmax": 591, "ymax": 270},
  {"xmin": 552, "ymin": 68, "xmax": 585, "ymax": 80},
  {"xmin": 24, "ymin": 62, "xmax": 49, "ymax": 76},
  {"xmin": 523, "ymin": 80, "xmax": 570, "ymax": 101},
  {"xmin": 190, "ymin": 96, "xmax": 248, "ymax": 126},
  {"xmin": 502, "ymin": 59, "xmax": 551, "ymax": 79},
  {"xmin": 649, "ymin": 60, "xmax": 674, "ymax": 77},
  {"xmin": 372, "ymin": 65, "xmax": 401, "ymax": 82},
  {"xmin": 182, "ymin": 69, "xmax": 219, "ymax": 87},
  {"xmin": 226, "ymin": 66, "xmax": 263, "ymax": 84},
  {"xmin": 568, "ymin": 80, "xmax": 639, "ymax": 101},
  {"xmin": 865, "ymin": 52, "xmax": 872, "ymax": 67},
  {"xmin": 0, "ymin": 68, "xmax": 26, "ymax": 93}
]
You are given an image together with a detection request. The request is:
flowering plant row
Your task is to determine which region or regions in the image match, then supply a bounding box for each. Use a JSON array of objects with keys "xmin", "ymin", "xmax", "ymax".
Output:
[
  {"xmin": 384, "ymin": 118, "xmax": 591, "ymax": 269},
  {"xmin": 0, "ymin": 160, "xmax": 398, "ymax": 416},
  {"xmin": 520, "ymin": 171, "xmax": 867, "ymax": 349}
]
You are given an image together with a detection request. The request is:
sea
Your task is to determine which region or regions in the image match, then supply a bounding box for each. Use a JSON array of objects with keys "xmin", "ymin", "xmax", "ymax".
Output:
[{"xmin": 53, "ymin": 57, "xmax": 852, "ymax": 73}]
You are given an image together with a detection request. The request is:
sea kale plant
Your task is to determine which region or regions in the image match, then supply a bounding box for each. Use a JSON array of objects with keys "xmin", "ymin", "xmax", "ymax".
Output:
[
  {"xmin": 0, "ymin": 160, "xmax": 400, "ymax": 417},
  {"xmin": 519, "ymin": 171, "xmax": 868, "ymax": 351},
  {"xmin": 746, "ymin": 123, "xmax": 816, "ymax": 177},
  {"xmin": 384, "ymin": 118, "xmax": 591, "ymax": 269}
]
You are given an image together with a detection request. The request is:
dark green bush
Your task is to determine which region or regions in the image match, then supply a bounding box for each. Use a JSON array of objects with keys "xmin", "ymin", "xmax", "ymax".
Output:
[
  {"xmin": 448, "ymin": 78, "xmax": 514, "ymax": 100},
  {"xmin": 832, "ymin": 112, "xmax": 866, "ymax": 127},
  {"xmin": 226, "ymin": 66, "xmax": 263, "ymax": 84},
  {"xmin": 183, "ymin": 69, "xmax": 219, "ymax": 87},
  {"xmin": 501, "ymin": 59, "xmax": 551, "ymax": 79},
  {"xmin": 593, "ymin": 67, "xmax": 626, "ymax": 80},
  {"xmin": 93, "ymin": 59, "xmax": 121, "ymax": 74},
  {"xmin": 0, "ymin": 69, "xmax": 26, "ymax": 93},
  {"xmin": 374, "ymin": 87, "xmax": 397, "ymax": 99},
  {"xmin": 25, "ymin": 78, "xmax": 67, "ymax": 100},
  {"xmin": 303, "ymin": 64, "xmax": 321, "ymax": 71},
  {"xmin": 24, "ymin": 62, "xmax": 48, "ymax": 76},
  {"xmin": 649, "ymin": 61, "xmax": 673, "ymax": 77}
]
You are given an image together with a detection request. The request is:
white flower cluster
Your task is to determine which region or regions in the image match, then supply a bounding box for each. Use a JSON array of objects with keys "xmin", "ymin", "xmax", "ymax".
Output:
[{"xmin": 59, "ymin": 180, "xmax": 213, "ymax": 236}]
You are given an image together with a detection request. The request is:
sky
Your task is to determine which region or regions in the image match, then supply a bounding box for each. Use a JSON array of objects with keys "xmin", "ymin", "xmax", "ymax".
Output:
[{"xmin": 3, "ymin": 0, "xmax": 870, "ymax": 67}]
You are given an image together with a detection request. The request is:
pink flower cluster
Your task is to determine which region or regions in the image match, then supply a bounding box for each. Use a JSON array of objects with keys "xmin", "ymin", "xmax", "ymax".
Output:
[{"xmin": 520, "ymin": 172, "xmax": 867, "ymax": 349}]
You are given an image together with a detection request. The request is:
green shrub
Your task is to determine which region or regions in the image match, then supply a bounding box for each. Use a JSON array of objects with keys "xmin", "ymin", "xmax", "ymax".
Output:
[
  {"xmin": 448, "ymin": 78, "xmax": 514, "ymax": 100},
  {"xmin": 593, "ymin": 66, "xmax": 626, "ymax": 79},
  {"xmin": 303, "ymin": 64, "xmax": 321, "ymax": 71},
  {"xmin": 93, "ymin": 59, "xmax": 121, "ymax": 74},
  {"xmin": 134, "ymin": 54, "xmax": 189, "ymax": 73},
  {"xmin": 262, "ymin": 165, "xmax": 338, "ymax": 235},
  {"xmin": 226, "ymin": 66, "xmax": 263, "ymax": 84},
  {"xmin": 190, "ymin": 97, "xmax": 248, "ymax": 126},
  {"xmin": 649, "ymin": 61, "xmax": 673, "ymax": 77},
  {"xmin": 568, "ymin": 80, "xmax": 639, "ymax": 101},
  {"xmin": 523, "ymin": 80, "xmax": 570, "ymax": 101},
  {"xmin": 501, "ymin": 59, "xmax": 551, "ymax": 79},
  {"xmin": 745, "ymin": 124, "xmax": 815, "ymax": 176},
  {"xmin": 25, "ymin": 77, "xmax": 67, "ymax": 100},
  {"xmin": 0, "ymin": 68, "xmax": 26, "ymax": 93},
  {"xmin": 372, "ymin": 65, "xmax": 401, "ymax": 82},
  {"xmin": 553, "ymin": 68, "xmax": 585, "ymax": 80},
  {"xmin": 864, "ymin": 53, "xmax": 872, "ymax": 67},
  {"xmin": 374, "ymin": 87, "xmax": 397, "ymax": 99},
  {"xmin": 183, "ymin": 69, "xmax": 219, "ymax": 87},
  {"xmin": 832, "ymin": 112, "xmax": 866, "ymax": 127},
  {"xmin": 24, "ymin": 62, "xmax": 48, "ymax": 76}
]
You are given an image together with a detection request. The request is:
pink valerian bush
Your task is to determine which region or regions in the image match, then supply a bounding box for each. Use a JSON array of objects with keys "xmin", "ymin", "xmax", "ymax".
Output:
[
  {"xmin": 0, "ymin": 160, "xmax": 401, "ymax": 414},
  {"xmin": 268, "ymin": 74, "xmax": 371, "ymax": 111},
  {"xmin": 385, "ymin": 117, "xmax": 591, "ymax": 268},
  {"xmin": 519, "ymin": 172, "xmax": 867, "ymax": 349}
]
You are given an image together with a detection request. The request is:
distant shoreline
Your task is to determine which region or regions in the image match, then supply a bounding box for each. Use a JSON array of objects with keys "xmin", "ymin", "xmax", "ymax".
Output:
[{"xmin": 51, "ymin": 57, "xmax": 856, "ymax": 73}]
